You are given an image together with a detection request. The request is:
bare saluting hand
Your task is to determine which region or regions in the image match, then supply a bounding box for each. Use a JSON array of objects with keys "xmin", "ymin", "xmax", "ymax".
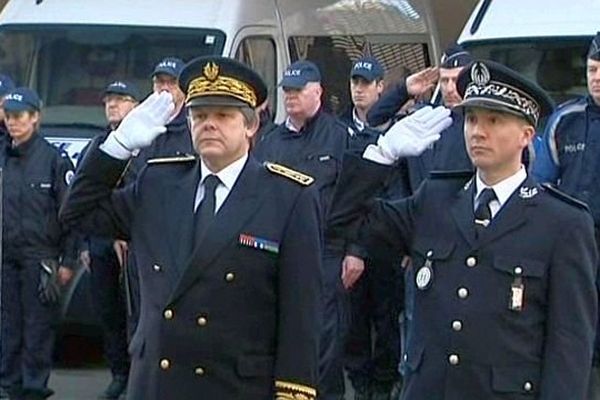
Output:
[
  {"xmin": 406, "ymin": 67, "xmax": 439, "ymax": 98},
  {"xmin": 58, "ymin": 266, "xmax": 74, "ymax": 286},
  {"xmin": 341, "ymin": 255, "xmax": 366, "ymax": 290}
]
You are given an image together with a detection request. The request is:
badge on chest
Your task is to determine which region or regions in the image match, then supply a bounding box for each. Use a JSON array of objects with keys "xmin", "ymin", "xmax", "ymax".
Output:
[
  {"xmin": 509, "ymin": 266, "xmax": 525, "ymax": 312},
  {"xmin": 416, "ymin": 250, "xmax": 434, "ymax": 290}
]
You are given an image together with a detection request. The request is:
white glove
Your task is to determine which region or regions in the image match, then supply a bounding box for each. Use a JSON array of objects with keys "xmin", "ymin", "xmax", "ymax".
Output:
[
  {"xmin": 363, "ymin": 106, "xmax": 452, "ymax": 165},
  {"xmin": 101, "ymin": 91, "xmax": 175, "ymax": 159}
]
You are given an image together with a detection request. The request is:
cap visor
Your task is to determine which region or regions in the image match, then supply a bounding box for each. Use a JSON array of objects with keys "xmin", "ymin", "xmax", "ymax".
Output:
[
  {"xmin": 3, "ymin": 102, "xmax": 35, "ymax": 112},
  {"xmin": 278, "ymin": 77, "xmax": 307, "ymax": 89},
  {"xmin": 151, "ymin": 68, "xmax": 178, "ymax": 79},
  {"xmin": 186, "ymin": 96, "xmax": 250, "ymax": 108},
  {"xmin": 350, "ymin": 71, "xmax": 376, "ymax": 81}
]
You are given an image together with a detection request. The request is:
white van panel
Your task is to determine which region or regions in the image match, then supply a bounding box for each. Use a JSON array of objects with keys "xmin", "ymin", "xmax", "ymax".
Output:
[{"xmin": 459, "ymin": 0, "xmax": 600, "ymax": 42}]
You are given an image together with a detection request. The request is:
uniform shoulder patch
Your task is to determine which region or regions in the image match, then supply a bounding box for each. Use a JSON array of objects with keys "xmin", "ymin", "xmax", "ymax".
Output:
[
  {"xmin": 264, "ymin": 162, "xmax": 314, "ymax": 186},
  {"xmin": 429, "ymin": 170, "xmax": 474, "ymax": 180},
  {"xmin": 541, "ymin": 183, "xmax": 590, "ymax": 211},
  {"xmin": 147, "ymin": 155, "xmax": 197, "ymax": 165}
]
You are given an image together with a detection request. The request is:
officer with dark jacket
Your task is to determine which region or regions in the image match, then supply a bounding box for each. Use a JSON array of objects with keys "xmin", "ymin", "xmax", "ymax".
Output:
[
  {"xmin": 339, "ymin": 56, "xmax": 404, "ymax": 400},
  {"xmin": 328, "ymin": 60, "xmax": 597, "ymax": 400},
  {"xmin": 253, "ymin": 60, "xmax": 350, "ymax": 400},
  {"xmin": 60, "ymin": 57, "xmax": 321, "ymax": 400},
  {"xmin": 0, "ymin": 87, "xmax": 76, "ymax": 400},
  {"xmin": 78, "ymin": 80, "xmax": 140, "ymax": 400},
  {"xmin": 533, "ymin": 32, "xmax": 600, "ymax": 400},
  {"xmin": 124, "ymin": 57, "xmax": 194, "ymax": 339}
]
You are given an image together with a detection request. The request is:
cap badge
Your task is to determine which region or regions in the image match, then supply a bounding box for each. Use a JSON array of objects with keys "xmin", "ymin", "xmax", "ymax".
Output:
[
  {"xmin": 471, "ymin": 62, "xmax": 491, "ymax": 87},
  {"xmin": 203, "ymin": 62, "xmax": 219, "ymax": 81}
]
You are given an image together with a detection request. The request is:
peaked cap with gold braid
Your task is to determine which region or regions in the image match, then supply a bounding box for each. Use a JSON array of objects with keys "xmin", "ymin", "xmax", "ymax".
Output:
[{"xmin": 179, "ymin": 56, "xmax": 267, "ymax": 108}]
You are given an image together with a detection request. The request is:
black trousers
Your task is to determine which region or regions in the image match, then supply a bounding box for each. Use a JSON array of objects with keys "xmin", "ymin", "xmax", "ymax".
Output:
[
  {"xmin": 0, "ymin": 256, "xmax": 57, "ymax": 399},
  {"xmin": 88, "ymin": 239, "xmax": 130, "ymax": 378}
]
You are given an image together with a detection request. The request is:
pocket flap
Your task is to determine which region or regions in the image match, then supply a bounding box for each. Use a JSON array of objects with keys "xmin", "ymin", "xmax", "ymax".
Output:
[
  {"xmin": 493, "ymin": 257, "xmax": 546, "ymax": 277},
  {"xmin": 492, "ymin": 364, "xmax": 540, "ymax": 394},
  {"xmin": 413, "ymin": 239, "xmax": 455, "ymax": 260},
  {"xmin": 236, "ymin": 354, "xmax": 275, "ymax": 377}
]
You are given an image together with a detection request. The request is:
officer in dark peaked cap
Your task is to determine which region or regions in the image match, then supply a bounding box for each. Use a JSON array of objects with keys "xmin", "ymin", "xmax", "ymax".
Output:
[
  {"xmin": 327, "ymin": 59, "xmax": 597, "ymax": 399},
  {"xmin": 59, "ymin": 56, "xmax": 321, "ymax": 400}
]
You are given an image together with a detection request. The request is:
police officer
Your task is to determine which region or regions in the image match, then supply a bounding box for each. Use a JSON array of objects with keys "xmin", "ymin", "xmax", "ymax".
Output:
[
  {"xmin": 328, "ymin": 60, "xmax": 597, "ymax": 399},
  {"xmin": 78, "ymin": 80, "xmax": 140, "ymax": 400},
  {"xmin": 338, "ymin": 56, "xmax": 403, "ymax": 400},
  {"xmin": 401, "ymin": 44, "xmax": 474, "ymax": 194},
  {"xmin": 533, "ymin": 31, "xmax": 600, "ymax": 399},
  {"xmin": 253, "ymin": 60, "xmax": 350, "ymax": 399},
  {"xmin": 60, "ymin": 57, "xmax": 321, "ymax": 400},
  {"xmin": 0, "ymin": 87, "xmax": 76, "ymax": 400}
]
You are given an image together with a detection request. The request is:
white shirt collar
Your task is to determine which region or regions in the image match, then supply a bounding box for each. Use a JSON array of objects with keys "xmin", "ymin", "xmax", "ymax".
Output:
[
  {"xmin": 352, "ymin": 108, "xmax": 365, "ymax": 132},
  {"xmin": 475, "ymin": 166, "xmax": 527, "ymax": 208},
  {"xmin": 200, "ymin": 153, "xmax": 248, "ymax": 191},
  {"xmin": 285, "ymin": 116, "xmax": 301, "ymax": 133}
]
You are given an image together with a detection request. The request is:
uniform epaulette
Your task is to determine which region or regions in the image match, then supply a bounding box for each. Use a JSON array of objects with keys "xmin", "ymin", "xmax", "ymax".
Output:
[
  {"xmin": 147, "ymin": 155, "xmax": 197, "ymax": 165},
  {"xmin": 541, "ymin": 183, "xmax": 590, "ymax": 211},
  {"xmin": 264, "ymin": 162, "xmax": 314, "ymax": 186},
  {"xmin": 429, "ymin": 170, "xmax": 474, "ymax": 180}
]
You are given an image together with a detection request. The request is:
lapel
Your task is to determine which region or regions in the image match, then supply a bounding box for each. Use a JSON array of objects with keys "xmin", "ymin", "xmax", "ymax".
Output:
[
  {"xmin": 168, "ymin": 156, "xmax": 264, "ymax": 303},
  {"xmin": 450, "ymin": 177, "xmax": 477, "ymax": 247},
  {"xmin": 164, "ymin": 161, "xmax": 200, "ymax": 283},
  {"xmin": 476, "ymin": 175, "xmax": 539, "ymax": 247}
]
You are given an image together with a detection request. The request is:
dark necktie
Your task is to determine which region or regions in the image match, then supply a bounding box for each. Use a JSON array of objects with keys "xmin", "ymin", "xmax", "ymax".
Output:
[
  {"xmin": 474, "ymin": 187, "xmax": 497, "ymax": 235},
  {"xmin": 194, "ymin": 174, "xmax": 221, "ymax": 243}
]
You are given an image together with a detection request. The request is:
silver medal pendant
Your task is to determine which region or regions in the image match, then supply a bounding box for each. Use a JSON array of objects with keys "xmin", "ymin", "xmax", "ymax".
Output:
[{"xmin": 416, "ymin": 260, "xmax": 433, "ymax": 290}]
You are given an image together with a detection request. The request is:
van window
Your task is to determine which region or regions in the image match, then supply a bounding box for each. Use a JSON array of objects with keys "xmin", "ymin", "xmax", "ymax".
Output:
[
  {"xmin": 235, "ymin": 37, "xmax": 277, "ymax": 115},
  {"xmin": 463, "ymin": 38, "xmax": 589, "ymax": 105},
  {"xmin": 0, "ymin": 25, "xmax": 225, "ymax": 130},
  {"xmin": 288, "ymin": 35, "xmax": 430, "ymax": 115}
]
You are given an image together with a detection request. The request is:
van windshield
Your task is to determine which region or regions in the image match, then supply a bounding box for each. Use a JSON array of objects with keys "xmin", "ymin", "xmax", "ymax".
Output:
[
  {"xmin": 462, "ymin": 38, "xmax": 589, "ymax": 106},
  {"xmin": 0, "ymin": 25, "xmax": 225, "ymax": 129}
]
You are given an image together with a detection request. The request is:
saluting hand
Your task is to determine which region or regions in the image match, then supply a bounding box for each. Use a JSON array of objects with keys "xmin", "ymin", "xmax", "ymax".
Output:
[
  {"xmin": 102, "ymin": 91, "xmax": 175, "ymax": 159},
  {"xmin": 364, "ymin": 105, "xmax": 452, "ymax": 164},
  {"xmin": 406, "ymin": 67, "xmax": 439, "ymax": 98}
]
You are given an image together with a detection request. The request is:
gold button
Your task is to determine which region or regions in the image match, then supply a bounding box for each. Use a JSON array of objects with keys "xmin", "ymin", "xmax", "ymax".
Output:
[
  {"xmin": 197, "ymin": 317, "xmax": 207, "ymax": 326},
  {"xmin": 452, "ymin": 320, "xmax": 463, "ymax": 331},
  {"xmin": 163, "ymin": 309, "xmax": 174, "ymax": 320},
  {"xmin": 466, "ymin": 257, "xmax": 477, "ymax": 268},
  {"xmin": 448, "ymin": 354, "xmax": 459, "ymax": 365},
  {"xmin": 225, "ymin": 272, "xmax": 235, "ymax": 282},
  {"xmin": 457, "ymin": 287, "xmax": 469, "ymax": 299},
  {"xmin": 160, "ymin": 358, "xmax": 170, "ymax": 370},
  {"xmin": 195, "ymin": 367, "xmax": 205, "ymax": 376},
  {"xmin": 523, "ymin": 381, "xmax": 532, "ymax": 392},
  {"xmin": 153, "ymin": 264, "xmax": 161, "ymax": 272}
]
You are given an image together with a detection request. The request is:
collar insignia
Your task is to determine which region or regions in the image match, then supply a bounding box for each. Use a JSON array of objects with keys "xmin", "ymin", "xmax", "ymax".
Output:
[{"xmin": 519, "ymin": 186, "xmax": 538, "ymax": 199}]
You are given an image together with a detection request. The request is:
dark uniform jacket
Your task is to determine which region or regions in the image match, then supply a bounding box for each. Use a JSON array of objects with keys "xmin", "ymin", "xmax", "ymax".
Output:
[
  {"xmin": 366, "ymin": 83, "xmax": 410, "ymax": 127},
  {"xmin": 60, "ymin": 144, "xmax": 322, "ymax": 400},
  {"xmin": 403, "ymin": 111, "xmax": 472, "ymax": 194},
  {"xmin": 1, "ymin": 133, "xmax": 76, "ymax": 266},
  {"xmin": 253, "ymin": 109, "xmax": 349, "ymax": 246},
  {"xmin": 328, "ymin": 154, "xmax": 598, "ymax": 400}
]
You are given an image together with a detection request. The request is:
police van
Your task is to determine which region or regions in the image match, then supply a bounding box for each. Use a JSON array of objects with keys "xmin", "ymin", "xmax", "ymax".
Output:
[
  {"xmin": 457, "ymin": 0, "xmax": 597, "ymax": 107},
  {"xmin": 0, "ymin": 0, "xmax": 439, "ymax": 334}
]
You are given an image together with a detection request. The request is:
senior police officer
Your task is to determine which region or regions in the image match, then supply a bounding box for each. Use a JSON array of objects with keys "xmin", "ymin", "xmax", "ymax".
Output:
[
  {"xmin": 533, "ymin": 31, "xmax": 600, "ymax": 399},
  {"xmin": 0, "ymin": 88, "xmax": 77, "ymax": 400},
  {"xmin": 253, "ymin": 60, "xmax": 350, "ymax": 399},
  {"xmin": 78, "ymin": 80, "xmax": 140, "ymax": 400},
  {"xmin": 327, "ymin": 60, "xmax": 597, "ymax": 399},
  {"xmin": 60, "ymin": 56, "xmax": 321, "ymax": 400}
]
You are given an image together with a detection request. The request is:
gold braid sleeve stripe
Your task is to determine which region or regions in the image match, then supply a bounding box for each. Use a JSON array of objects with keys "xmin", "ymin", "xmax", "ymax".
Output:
[
  {"xmin": 187, "ymin": 75, "xmax": 257, "ymax": 107},
  {"xmin": 275, "ymin": 380, "xmax": 317, "ymax": 400}
]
